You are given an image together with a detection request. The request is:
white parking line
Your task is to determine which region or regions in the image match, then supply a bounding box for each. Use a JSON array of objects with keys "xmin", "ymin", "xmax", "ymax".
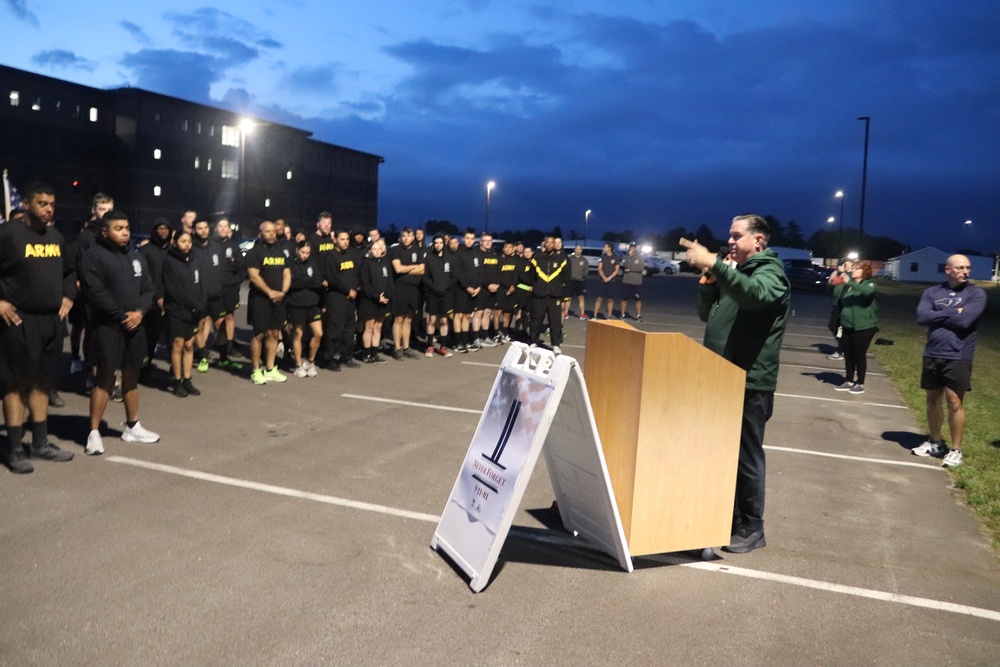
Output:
[
  {"xmin": 340, "ymin": 393, "xmax": 480, "ymax": 414},
  {"xmin": 461, "ymin": 361, "xmax": 500, "ymax": 368},
  {"xmin": 106, "ymin": 455, "xmax": 999, "ymax": 622},
  {"xmin": 775, "ymin": 392, "xmax": 907, "ymax": 410},
  {"xmin": 765, "ymin": 446, "xmax": 943, "ymax": 470}
]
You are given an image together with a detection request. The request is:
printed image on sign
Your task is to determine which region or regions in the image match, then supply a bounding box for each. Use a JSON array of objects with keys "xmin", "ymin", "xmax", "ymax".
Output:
[{"xmin": 454, "ymin": 371, "xmax": 553, "ymax": 534}]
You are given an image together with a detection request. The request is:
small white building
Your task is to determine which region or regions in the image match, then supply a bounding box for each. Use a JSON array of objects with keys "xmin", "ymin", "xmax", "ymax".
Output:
[{"xmin": 883, "ymin": 247, "xmax": 995, "ymax": 282}]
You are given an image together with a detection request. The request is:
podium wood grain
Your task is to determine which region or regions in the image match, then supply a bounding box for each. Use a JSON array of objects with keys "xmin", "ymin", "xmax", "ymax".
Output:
[{"xmin": 584, "ymin": 320, "xmax": 745, "ymax": 555}]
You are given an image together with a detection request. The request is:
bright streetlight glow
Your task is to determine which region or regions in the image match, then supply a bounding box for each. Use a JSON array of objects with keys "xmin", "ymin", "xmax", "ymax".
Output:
[
  {"xmin": 847, "ymin": 251, "xmax": 859, "ymax": 260},
  {"xmin": 965, "ymin": 220, "xmax": 973, "ymax": 225},
  {"xmin": 827, "ymin": 217, "xmax": 835, "ymax": 223}
]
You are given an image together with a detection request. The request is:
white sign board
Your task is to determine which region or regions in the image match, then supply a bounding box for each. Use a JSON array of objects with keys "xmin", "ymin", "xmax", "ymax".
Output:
[{"xmin": 431, "ymin": 343, "xmax": 632, "ymax": 592}]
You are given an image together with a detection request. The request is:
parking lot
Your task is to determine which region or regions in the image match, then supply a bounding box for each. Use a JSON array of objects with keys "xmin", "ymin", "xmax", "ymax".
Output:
[{"xmin": 2, "ymin": 274, "xmax": 999, "ymax": 666}]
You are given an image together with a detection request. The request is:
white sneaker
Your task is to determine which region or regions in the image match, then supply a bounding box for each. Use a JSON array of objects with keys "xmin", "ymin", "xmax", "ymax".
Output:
[
  {"xmin": 942, "ymin": 449, "xmax": 963, "ymax": 468},
  {"xmin": 121, "ymin": 421, "xmax": 160, "ymax": 444},
  {"xmin": 304, "ymin": 360, "xmax": 318, "ymax": 377},
  {"xmin": 85, "ymin": 429, "xmax": 104, "ymax": 456},
  {"xmin": 294, "ymin": 365, "xmax": 308, "ymax": 378},
  {"xmin": 826, "ymin": 352, "xmax": 843, "ymax": 360},
  {"xmin": 552, "ymin": 346, "xmax": 562, "ymax": 354},
  {"xmin": 70, "ymin": 359, "xmax": 85, "ymax": 375},
  {"xmin": 912, "ymin": 439, "xmax": 947, "ymax": 458}
]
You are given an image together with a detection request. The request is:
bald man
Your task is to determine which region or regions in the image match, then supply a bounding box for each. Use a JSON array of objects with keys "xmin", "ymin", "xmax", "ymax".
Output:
[
  {"xmin": 912, "ymin": 254, "xmax": 986, "ymax": 468},
  {"xmin": 244, "ymin": 221, "xmax": 291, "ymax": 385}
]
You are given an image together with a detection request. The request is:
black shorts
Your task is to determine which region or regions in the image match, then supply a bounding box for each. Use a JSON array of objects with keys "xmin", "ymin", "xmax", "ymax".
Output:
[
  {"xmin": 247, "ymin": 292, "xmax": 287, "ymax": 334},
  {"xmin": 569, "ymin": 280, "xmax": 587, "ymax": 298},
  {"xmin": 622, "ymin": 283, "xmax": 642, "ymax": 301},
  {"xmin": 0, "ymin": 313, "xmax": 64, "ymax": 388},
  {"xmin": 424, "ymin": 291, "xmax": 452, "ymax": 318},
  {"xmin": 165, "ymin": 311, "xmax": 199, "ymax": 342},
  {"xmin": 222, "ymin": 283, "xmax": 241, "ymax": 314},
  {"xmin": 68, "ymin": 297, "xmax": 87, "ymax": 325},
  {"xmin": 496, "ymin": 290, "xmax": 518, "ymax": 314},
  {"xmin": 393, "ymin": 283, "xmax": 420, "ymax": 318},
  {"xmin": 92, "ymin": 323, "xmax": 147, "ymax": 370},
  {"xmin": 920, "ymin": 356, "xmax": 973, "ymax": 393},
  {"xmin": 596, "ymin": 280, "xmax": 619, "ymax": 300},
  {"xmin": 287, "ymin": 304, "xmax": 322, "ymax": 327},
  {"xmin": 452, "ymin": 286, "xmax": 474, "ymax": 315},
  {"xmin": 471, "ymin": 289, "xmax": 490, "ymax": 312},
  {"xmin": 358, "ymin": 297, "xmax": 390, "ymax": 322},
  {"xmin": 206, "ymin": 297, "xmax": 227, "ymax": 321}
]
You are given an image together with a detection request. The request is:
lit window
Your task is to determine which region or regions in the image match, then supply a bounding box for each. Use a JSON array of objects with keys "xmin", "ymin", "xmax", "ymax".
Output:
[
  {"xmin": 9, "ymin": 90, "xmax": 18, "ymax": 106},
  {"xmin": 154, "ymin": 111, "xmax": 161, "ymax": 122},
  {"xmin": 209, "ymin": 125, "xmax": 214, "ymax": 137},
  {"xmin": 194, "ymin": 156, "xmax": 200, "ymax": 169},
  {"xmin": 32, "ymin": 97, "xmax": 41, "ymax": 111},
  {"xmin": 286, "ymin": 170, "xmax": 292, "ymax": 180},
  {"xmin": 153, "ymin": 149, "xmax": 162, "ymax": 160},
  {"xmin": 89, "ymin": 107, "xmax": 98, "ymax": 122},
  {"xmin": 221, "ymin": 125, "xmax": 241, "ymax": 147},
  {"xmin": 182, "ymin": 118, "xmax": 189, "ymax": 131},
  {"xmin": 206, "ymin": 158, "xmax": 212, "ymax": 171},
  {"xmin": 54, "ymin": 98, "xmax": 61, "ymax": 112},
  {"xmin": 196, "ymin": 121, "xmax": 202, "ymax": 134},
  {"xmin": 221, "ymin": 159, "xmax": 239, "ymax": 180},
  {"xmin": 264, "ymin": 198, "xmax": 271, "ymax": 208},
  {"xmin": 153, "ymin": 186, "xmax": 162, "ymax": 197}
]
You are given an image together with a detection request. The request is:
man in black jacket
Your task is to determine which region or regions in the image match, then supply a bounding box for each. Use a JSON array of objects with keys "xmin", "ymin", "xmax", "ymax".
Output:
[
  {"xmin": 214, "ymin": 218, "xmax": 244, "ymax": 369},
  {"xmin": 79, "ymin": 210, "xmax": 158, "ymax": 455},
  {"xmin": 137, "ymin": 219, "xmax": 171, "ymax": 383},
  {"xmin": 529, "ymin": 235, "xmax": 568, "ymax": 353},
  {"xmin": 320, "ymin": 229, "xmax": 361, "ymax": 370},
  {"xmin": 0, "ymin": 182, "xmax": 77, "ymax": 473}
]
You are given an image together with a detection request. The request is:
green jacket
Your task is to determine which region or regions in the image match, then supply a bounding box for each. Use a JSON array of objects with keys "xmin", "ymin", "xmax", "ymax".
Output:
[
  {"xmin": 838, "ymin": 278, "xmax": 878, "ymax": 331},
  {"xmin": 697, "ymin": 248, "xmax": 790, "ymax": 392}
]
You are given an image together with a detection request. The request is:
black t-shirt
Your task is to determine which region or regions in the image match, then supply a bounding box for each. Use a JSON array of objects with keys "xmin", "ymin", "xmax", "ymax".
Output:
[
  {"xmin": 244, "ymin": 240, "xmax": 288, "ymax": 293},
  {"xmin": 0, "ymin": 220, "xmax": 75, "ymax": 314},
  {"xmin": 389, "ymin": 242, "xmax": 424, "ymax": 286}
]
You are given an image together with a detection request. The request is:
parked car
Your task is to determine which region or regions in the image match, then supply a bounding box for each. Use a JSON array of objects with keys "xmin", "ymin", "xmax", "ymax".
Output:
[
  {"xmin": 785, "ymin": 266, "xmax": 827, "ymax": 292},
  {"xmin": 677, "ymin": 260, "xmax": 702, "ymax": 274}
]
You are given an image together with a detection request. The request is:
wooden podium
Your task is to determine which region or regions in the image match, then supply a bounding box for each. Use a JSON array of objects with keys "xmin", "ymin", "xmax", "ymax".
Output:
[{"xmin": 584, "ymin": 320, "xmax": 745, "ymax": 556}]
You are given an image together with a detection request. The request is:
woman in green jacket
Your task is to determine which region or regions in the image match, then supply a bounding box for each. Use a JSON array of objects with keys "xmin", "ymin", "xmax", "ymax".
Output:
[{"xmin": 835, "ymin": 261, "xmax": 878, "ymax": 395}]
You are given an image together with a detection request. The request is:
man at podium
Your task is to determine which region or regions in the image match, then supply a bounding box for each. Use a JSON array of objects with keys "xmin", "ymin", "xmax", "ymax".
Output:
[{"xmin": 682, "ymin": 215, "xmax": 790, "ymax": 554}]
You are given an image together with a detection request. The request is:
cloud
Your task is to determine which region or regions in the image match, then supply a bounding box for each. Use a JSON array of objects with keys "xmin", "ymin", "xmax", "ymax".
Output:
[
  {"xmin": 30, "ymin": 49, "xmax": 96, "ymax": 71},
  {"xmin": 280, "ymin": 64, "xmax": 340, "ymax": 93},
  {"xmin": 120, "ymin": 20, "xmax": 152, "ymax": 46},
  {"xmin": 120, "ymin": 49, "xmax": 225, "ymax": 103},
  {"xmin": 2, "ymin": 0, "xmax": 38, "ymax": 26},
  {"xmin": 167, "ymin": 7, "xmax": 282, "ymax": 50}
]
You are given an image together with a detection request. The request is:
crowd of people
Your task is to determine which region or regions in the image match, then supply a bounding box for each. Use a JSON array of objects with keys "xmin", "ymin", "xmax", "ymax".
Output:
[{"xmin": 0, "ymin": 187, "xmax": 655, "ymax": 473}]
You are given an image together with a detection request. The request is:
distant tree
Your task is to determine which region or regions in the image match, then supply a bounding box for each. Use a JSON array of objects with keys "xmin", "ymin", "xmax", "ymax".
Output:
[
  {"xmin": 661, "ymin": 226, "xmax": 690, "ymax": 251},
  {"xmin": 784, "ymin": 220, "xmax": 806, "ymax": 248},
  {"xmin": 602, "ymin": 229, "xmax": 636, "ymax": 245},
  {"xmin": 763, "ymin": 215, "xmax": 786, "ymax": 247},
  {"xmin": 552, "ymin": 225, "xmax": 564, "ymax": 239},
  {"xmin": 425, "ymin": 220, "xmax": 460, "ymax": 236},
  {"xmin": 693, "ymin": 224, "xmax": 724, "ymax": 253}
]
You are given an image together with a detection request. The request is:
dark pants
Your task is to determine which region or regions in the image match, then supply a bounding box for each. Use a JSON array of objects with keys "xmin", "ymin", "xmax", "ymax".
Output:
[
  {"xmin": 142, "ymin": 307, "xmax": 163, "ymax": 367},
  {"xmin": 734, "ymin": 389, "xmax": 774, "ymax": 533},
  {"xmin": 843, "ymin": 326, "xmax": 877, "ymax": 384},
  {"xmin": 324, "ymin": 292, "xmax": 356, "ymax": 361},
  {"xmin": 530, "ymin": 295, "xmax": 563, "ymax": 346}
]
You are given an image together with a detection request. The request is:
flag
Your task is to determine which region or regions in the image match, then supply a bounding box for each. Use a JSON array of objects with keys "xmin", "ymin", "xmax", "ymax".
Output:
[{"xmin": 2, "ymin": 169, "xmax": 25, "ymax": 224}]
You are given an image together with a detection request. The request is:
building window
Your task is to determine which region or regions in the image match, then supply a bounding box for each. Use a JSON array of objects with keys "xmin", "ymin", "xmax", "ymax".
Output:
[
  {"xmin": 221, "ymin": 125, "xmax": 241, "ymax": 147},
  {"xmin": 153, "ymin": 149, "xmax": 162, "ymax": 160},
  {"xmin": 154, "ymin": 111, "xmax": 161, "ymax": 122},
  {"xmin": 209, "ymin": 125, "xmax": 215, "ymax": 137},
  {"xmin": 9, "ymin": 90, "xmax": 18, "ymax": 106},
  {"xmin": 196, "ymin": 121, "xmax": 202, "ymax": 134},
  {"xmin": 182, "ymin": 118, "xmax": 189, "ymax": 132},
  {"xmin": 32, "ymin": 96, "xmax": 41, "ymax": 111},
  {"xmin": 286, "ymin": 170, "xmax": 293, "ymax": 180},
  {"xmin": 221, "ymin": 159, "xmax": 239, "ymax": 179},
  {"xmin": 89, "ymin": 107, "xmax": 98, "ymax": 122},
  {"xmin": 153, "ymin": 186, "xmax": 162, "ymax": 197},
  {"xmin": 264, "ymin": 198, "xmax": 271, "ymax": 208},
  {"xmin": 206, "ymin": 158, "xmax": 212, "ymax": 172},
  {"xmin": 910, "ymin": 262, "xmax": 919, "ymax": 272},
  {"xmin": 194, "ymin": 156, "xmax": 200, "ymax": 169},
  {"xmin": 53, "ymin": 98, "xmax": 61, "ymax": 112},
  {"xmin": 72, "ymin": 104, "xmax": 80, "ymax": 118}
]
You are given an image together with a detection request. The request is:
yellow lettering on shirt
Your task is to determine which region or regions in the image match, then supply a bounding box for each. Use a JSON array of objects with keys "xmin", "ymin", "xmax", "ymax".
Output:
[
  {"xmin": 484, "ymin": 257, "xmax": 498, "ymax": 265},
  {"xmin": 339, "ymin": 260, "xmax": 355, "ymax": 270},
  {"xmin": 25, "ymin": 243, "xmax": 62, "ymax": 258},
  {"xmin": 318, "ymin": 243, "xmax": 335, "ymax": 252},
  {"xmin": 262, "ymin": 256, "xmax": 286, "ymax": 266}
]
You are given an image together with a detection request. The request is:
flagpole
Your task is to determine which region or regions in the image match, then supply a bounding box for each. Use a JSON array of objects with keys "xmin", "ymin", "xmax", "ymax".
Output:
[{"xmin": 3, "ymin": 169, "xmax": 11, "ymax": 221}]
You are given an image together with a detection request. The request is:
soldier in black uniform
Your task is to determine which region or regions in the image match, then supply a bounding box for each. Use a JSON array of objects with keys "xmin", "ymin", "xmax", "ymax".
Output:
[
  {"xmin": 214, "ymin": 218, "xmax": 245, "ymax": 369},
  {"xmin": 138, "ymin": 219, "xmax": 172, "ymax": 383},
  {"xmin": 79, "ymin": 210, "xmax": 158, "ymax": 455},
  {"xmin": 245, "ymin": 221, "xmax": 291, "ymax": 384},
  {"xmin": 320, "ymin": 229, "xmax": 361, "ymax": 370},
  {"xmin": 388, "ymin": 227, "xmax": 425, "ymax": 359},
  {"xmin": 162, "ymin": 230, "xmax": 206, "ymax": 396},
  {"xmin": 359, "ymin": 238, "xmax": 393, "ymax": 363},
  {"xmin": 495, "ymin": 241, "xmax": 520, "ymax": 342},
  {"xmin": 422, "ymin": 234, "xmax": 454, "ymax": 357},
  {"xmin": 191, "ymin": 219, "xmax": 225, "ymax": 374},
  {"xmin": 287, "ymin": 240, "xmax": 324, "ymax": 377},
  {"xmin": 0, "ymin": 183, "xmax": 77, "ymax": 473},
  {"xmin": 529, "ymin": 235, "xmax": 568, "ymax": 353}
]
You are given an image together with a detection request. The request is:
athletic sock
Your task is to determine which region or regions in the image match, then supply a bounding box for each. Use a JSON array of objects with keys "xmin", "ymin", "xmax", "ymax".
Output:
[
  {"xmin": 126, "ymin": 420, "xmax": 138, "ymax": 429},
  {"xmin": 31, "ymin": 420, "xmax": 48, "ymax": 448},
  {"xmin": 6, "ymin": 425, "xmax": 24, "ymax": 452}
]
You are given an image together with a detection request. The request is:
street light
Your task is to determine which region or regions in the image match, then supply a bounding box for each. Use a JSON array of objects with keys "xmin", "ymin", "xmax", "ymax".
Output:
[
  {"xmin": 857, "ymin": 116, "xmax": 870, "ymax": 238},
  {"xmin": 485, "ymin": 181, "xmax": 495, "ymax": 232},
  {"xmin": 239, "ymin": 119, "xmax": 255, "ymax": 237},
  {"xmin": 835, "ymin": 190, "xmax": 845, "ymax": 257},
  {"xmin": 585, "ymin": 209, "xmax": 591, "ymax": 243}
]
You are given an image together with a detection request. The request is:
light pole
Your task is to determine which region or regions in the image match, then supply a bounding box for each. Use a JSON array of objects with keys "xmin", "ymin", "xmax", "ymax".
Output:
[
  {"xmin": 835, "ymin": 190, "xmax": 845, "ymax": 257},
  {"xmin": 585, "ymin": 209, "xmax": 591, "ymax": 244},
  {"xmin": 239, "ymin": 118, "xmax": 254, "ymax": 238},
  {"xmin": 857, "ymin": 116, "xmax": 870, "ymax": 239},
  {"xmin": 485, "ymin": 181, "xmax": 495, "ymax": 232}
]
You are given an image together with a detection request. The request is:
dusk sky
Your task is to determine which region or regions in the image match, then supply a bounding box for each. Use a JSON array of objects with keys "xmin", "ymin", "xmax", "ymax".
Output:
[{"xmin": 3, "ymin": 0, "xmax": 999, "ymax": 253}]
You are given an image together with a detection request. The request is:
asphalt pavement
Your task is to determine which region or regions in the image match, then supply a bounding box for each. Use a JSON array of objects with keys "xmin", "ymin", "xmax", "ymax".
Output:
[{"xmin": 2, "ymin": 274, "xmax": 998, "ymax": 666}]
